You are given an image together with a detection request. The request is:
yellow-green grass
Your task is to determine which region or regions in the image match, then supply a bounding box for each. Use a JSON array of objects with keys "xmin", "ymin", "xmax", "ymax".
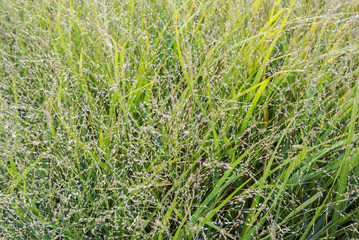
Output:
[{"xmin": 1, "ymin": 0, "xmax": 359, "ymax": 239}]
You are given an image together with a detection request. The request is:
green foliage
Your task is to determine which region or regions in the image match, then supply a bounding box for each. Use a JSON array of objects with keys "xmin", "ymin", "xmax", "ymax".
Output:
[{"xmin": 1, "ymin": 0, "xmax": 359, "ymax": 239}]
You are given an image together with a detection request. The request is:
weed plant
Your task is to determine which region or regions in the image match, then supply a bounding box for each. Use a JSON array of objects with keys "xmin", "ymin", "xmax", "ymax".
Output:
[{"xmin": 1, "ymin": 0, "xmax": 359, "ymax": 239}]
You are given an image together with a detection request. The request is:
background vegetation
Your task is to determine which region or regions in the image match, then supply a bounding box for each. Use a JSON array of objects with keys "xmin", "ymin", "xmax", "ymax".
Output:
[{"xmin": 1, "ymin": 0, "xmax": 359, "ymax": 239}]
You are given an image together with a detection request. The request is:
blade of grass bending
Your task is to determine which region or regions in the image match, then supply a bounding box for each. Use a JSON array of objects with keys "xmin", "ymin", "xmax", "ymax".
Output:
[
  {"xmin": 195, "ymin": 176, "xmax": 257, "ymax": 239},
  {"xmin": 300, "ymin": 149, "xmax": 357, "ymax": 239},
  {"xmin": 167, "ymin": 0, "xmax": 213, "ymax": 49},
  {"xmin": 158, "ymin": 134, "xmax": 230, "ymax": 235},
  {"xmin": 205, "ymin": 221, "xmax": 235, "ymax": 239},
  {"xmin": 51, "ymin": 103, "xmax": 111, "ymax": 173},
  {"xmin": 8, "ymin": 151, "xmax": 51, "ymax": 194},
  {"xmin": 173, "ymin": 201, "xmax": 192, "ymax": 240},
  {"xmin": 239, "ymin": 78, "xmax": 269, "ymax": 135},
  {"xmin": 281, "ymin": 192, "xmax": 322, "ymax": 225},
  {"xmin": 244, "ymin": 151, "xmax": 304, "ymax": 238},
  {"xmin": 238, "ymin": 69, "xmax": 303, "ymax": 134},
  {"xmin": 180, "ymin": 147, "xmax": 264, "ymax": 238},
  {"xmin": 331, "ymin": 79, "xmax": 359, "ymax": 236},
  {"xmin": 241, "ymin": 117, "xmax": 295, "ymax": 237},
  {"xmin": 309, "ymin": 201, "xmax": 359, "ymax": 240}
]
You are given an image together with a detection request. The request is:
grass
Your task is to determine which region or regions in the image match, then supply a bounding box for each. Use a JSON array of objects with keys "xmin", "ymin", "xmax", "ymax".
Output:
[{"xmin": 1, "ymin": 0, "xmax": 359, "ymax": 239}]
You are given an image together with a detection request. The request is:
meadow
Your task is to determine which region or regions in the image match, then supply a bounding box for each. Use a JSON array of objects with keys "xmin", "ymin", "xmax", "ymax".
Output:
[{"xmin": 1, "ymin": 0, "xmax": 359, "ymax": 239}]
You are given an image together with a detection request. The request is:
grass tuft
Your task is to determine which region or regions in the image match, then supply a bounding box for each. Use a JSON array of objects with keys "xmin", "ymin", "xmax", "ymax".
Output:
[{"xmin": 1, "ymin": 0, "xmax": 359, "ymax": 239}]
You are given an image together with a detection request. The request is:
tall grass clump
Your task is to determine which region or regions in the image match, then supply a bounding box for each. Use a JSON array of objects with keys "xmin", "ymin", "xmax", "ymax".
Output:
[{"xmin": 1, "ymin": 0, "xmax": 359, "ymax": 239}]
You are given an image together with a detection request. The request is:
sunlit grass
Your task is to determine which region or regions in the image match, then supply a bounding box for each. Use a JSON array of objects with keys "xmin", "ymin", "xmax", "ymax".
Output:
[{"xmin": 1, "ymin": 0, "xmax": 359, "ymax": 239}]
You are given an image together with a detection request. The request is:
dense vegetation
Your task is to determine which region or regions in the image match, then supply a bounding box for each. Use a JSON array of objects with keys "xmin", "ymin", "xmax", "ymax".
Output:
[{"xmin": 1, "ymin": 0, "xmax": 359, "ymax": 239}]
